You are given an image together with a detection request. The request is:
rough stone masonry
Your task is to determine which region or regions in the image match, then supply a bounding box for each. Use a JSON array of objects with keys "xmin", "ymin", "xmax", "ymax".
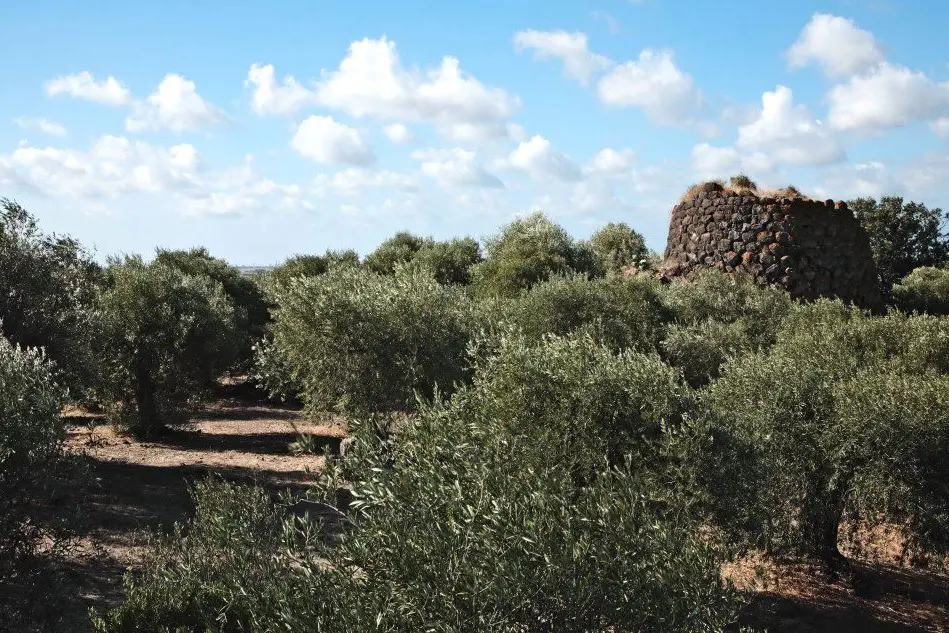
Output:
[{"xmin": 661, "ymin": 182, "xmax": 883, "ymax": 309}]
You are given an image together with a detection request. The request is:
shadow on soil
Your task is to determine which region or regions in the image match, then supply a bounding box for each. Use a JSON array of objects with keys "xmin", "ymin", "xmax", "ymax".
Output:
[
  {"xmin": 738, "ymin": 561, "xmax": 949, "ymax": 632},
  {"xmin": 154, "ymin": 428, "xmax": 343, "ymax": 456}
]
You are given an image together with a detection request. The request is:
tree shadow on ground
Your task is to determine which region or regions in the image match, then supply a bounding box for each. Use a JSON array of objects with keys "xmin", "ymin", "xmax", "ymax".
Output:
[
  {"xmin": 737, "ymin": 560, "xmax": 949, "ymax": 632},
  {"xmin": 153, "ymin": 428, "xmax": 343, "ymax": 456}
]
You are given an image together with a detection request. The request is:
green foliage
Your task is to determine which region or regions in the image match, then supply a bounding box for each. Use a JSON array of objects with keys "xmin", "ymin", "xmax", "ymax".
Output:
[
  {"xmin": 91, "ymin": 478, "xmax": 319, "ymax": 633},
  {"xmin": 850, "ymin": 196, "xmax": 949, "ymax": 291},
  {"xmin": 587, "ymin": 222, "xmax": 649, "ymax": 274},
  {"xmin": 891, "ymin": 265, "xmax": 949, "ymax": 315},
  {"xmin": 472, "ymin": 211, "xmax": 601, "ymax": 298},
  {"xmin": 728, "ymin": 173, "xmax": 757, "ymax": 191},
  {"xmin": 0, "ymin": 334, "xmax": 68, "ymax": 577},
  {"xmin": 694, "ymin": 300, "xmax": 949, "ymax": 562},
  {"xmin": 363, "ymin": 231, "xmax": 428, "ymax": 275},
  {"xmin": 154, "ymin": 247, "xmax": 270, "ymax": 368},
  {"xmin": 0, "ymin": 199, "xmax": 101, "ymax": 399},
  {"xmin": 408, "ymin": 236, "xmax": 483, "ymax": 285},
  {"xmin": 484, "ymin": 273, "xmax": 671, "ymax": 353},
  {"xmin": 96, "ymin": 334, "xmax": 742, "ymax": 632},
  {"xmin": 255, "ymin": 265, "xmax": 473, "ymax": 415},
  {"xmin": 659, "ymin": 271, "xmax": 794, "ymax": 386},
  {"xmin": 267, "ymin": 251, "xmax": 360, "ymax": 288},
  {"xmin": 97, "ymin": 258, "xmax": 240, "ymax": 436}
]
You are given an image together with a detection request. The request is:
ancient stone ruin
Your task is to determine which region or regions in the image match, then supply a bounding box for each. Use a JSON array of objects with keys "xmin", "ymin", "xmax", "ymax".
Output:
[{"xmin": 661, "ymin": 182, "xmax": 882, "ymax": 309}]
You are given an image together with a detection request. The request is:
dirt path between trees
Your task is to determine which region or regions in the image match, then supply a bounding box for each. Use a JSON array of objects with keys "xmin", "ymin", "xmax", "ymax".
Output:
[{"xmin": 37, "ymin": 397, "xmax": 949, "ymax": 632}]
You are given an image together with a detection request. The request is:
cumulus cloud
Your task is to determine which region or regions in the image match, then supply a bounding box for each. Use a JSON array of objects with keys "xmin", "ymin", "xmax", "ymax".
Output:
[
  {"xmin": 505, "ymin": 135, "xmax": 582, "ymax": 182},
  {"xmin": 597, "ymin": 50, "xmax": 704, "ymax": 124},
  {"xmin": 411, "ymin": 147, "xmax": 504, "ymax": 188},
  {"xmin": 827, "ymin": 62, "xmax": 949, "ymax": 132},
  {"xmin": 126, "ymin": 74, "xmax": 229, "ymax": 133},
  {"xmin": 512, "ymin": 29, "xmax": 612, "ymax": 84},
  {"xmin": 291, "ymin": 115, "xmax": 375, "ymax": 166},
  {"xmin": 14, "ymin": 117, "xmax": 67, "ymax": 137},
  {"xmin": 736, "ymin": 86, "xmax": 843, "ymax": 165},
  {"xmin": 245, "ymin": 63, "xmax": 318, "ymax": 116},
  {"xmin": 315, "ymin": 37, "xmax": 520, "ymax": 140},
  {"xmin": 383, "ymin": 123, "xmax": 414, "ymax": 144},
  {"xmin": 44, "ymin": 71, "xmax": 131, "ymax": 106},
  {"xmin": 691, "ymin": 143, "xmax": 772, "ymax": 179},
  {"xmin": 313, "ymin": 167, "xmax": 418, "ymax": 195},
  {"xmin": 787, "ymin": 13, "xmax": 885, "ymax": 77},
  {"xmin": 585, "ymin": 148, "xmax": 635, "ymax": 175}
]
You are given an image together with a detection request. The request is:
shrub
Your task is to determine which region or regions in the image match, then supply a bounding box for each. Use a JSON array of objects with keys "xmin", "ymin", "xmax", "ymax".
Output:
[
  {"xmin": 96, "ymin": 333, "xmax": 742, "ymax": 632},
  {"xmin": 154, "ymin": 247, "xmax": 270, "ymax": 369},
  {"xmin": 255, "ymin": 265, "xmax": 474, "ymax": 415},
  {"xmin": 891, "ymin": 266, "xmax": 949, "ymax": 315},
  {"xmin": 363, "ymin": 231, "xmax": 429, "ymax": 275},
  {"xmin": 484, "ymin": 273, "xmax": 671, "ymax": 353},
  {"xmin": 659, "ymin": 270, "xmax": 794, "ymax": 386},
  {"xmin": 0, "ymin": 334, "xmax": 68, "ymax": 579},
  {"xmin": 0, "ymin": 199, "xmax": 101, "ymax": 399},
  {"xmin": 694, "ymin": 300, "xmax": 949, "ymax": 564},
  {"xmin": 97, "ymin": 258, "xmax": 240, "ymax": 436},
  {"xmin": 267, "ymin": 251, "xmax": 360, "ymax": 288},
  {"xmin": 472, "ymin": 211, "xmax": 601, "ymax": 298},
  {"xmin": 850, "ymin": 196, "xmax": 949, "ymax": 291},
  {"xmin": 587, "ymin": 222, "xmax": 649, "ymax": 274},
  {"xmin": 408, "ymin": 236, "xmax": 483, "ymax": 285},
  {"xmin": 729, "ymin": 173, "xmax": 757, "ymax": 191}
]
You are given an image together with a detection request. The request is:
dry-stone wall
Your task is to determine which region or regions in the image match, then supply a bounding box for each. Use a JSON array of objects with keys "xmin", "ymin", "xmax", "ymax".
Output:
[{"xmin": 662, "ymin": 183, "xmax": 882, "ymax": 309}]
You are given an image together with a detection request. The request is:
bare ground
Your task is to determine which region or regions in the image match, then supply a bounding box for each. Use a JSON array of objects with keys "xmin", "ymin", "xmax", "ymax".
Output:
[{"xmin": 24, "ymin": 396, "xmax": 949, "ymax": 632}]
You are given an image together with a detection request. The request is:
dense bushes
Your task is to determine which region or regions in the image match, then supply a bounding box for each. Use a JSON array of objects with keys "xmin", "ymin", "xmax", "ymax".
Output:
[
  {"xmin": 695, "ymin": 302, "xmax": 949, "ymax": 563},
  {"xmin": 97, "ymin": 258, "xmax": 240, "ymax": 436},
  {"xmin": 587, "ymin": 221, "xmax": 649, "ymax": 274},
  {"xmin": 0, "ymin": 199, "xmax": 101, "ymax": 399},
  {"xmin": 891, "ymin": 266, "xmax": 949, "ymax": 315},
  {"xmin": 472, "ymin": 211, "xmax": 600, "ymax": 297},
  {"xmin": 95, "ymin": 333, "xmax": 743, "ymax": 632},
  {"xmin": 265, "ymin": 250, "xmax": 360, "ymax": 289},
  {"xmin": 256, "ymin": 265, "xmax": 474, "ymax": 416},
  {"xmin": 0, "ymin": 334, "xmax": 68, "ymax": 579}
]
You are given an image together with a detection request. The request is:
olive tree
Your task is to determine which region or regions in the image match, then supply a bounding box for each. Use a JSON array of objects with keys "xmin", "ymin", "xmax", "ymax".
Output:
[
  {"xmin": 891, "ymin": 265, "xmax": 949, "ymax": 315},
  {"xmin": 693, "ymin": 300, "xmax": 949, "ymax": 565},
  {"xmin": 97, "ymin": 258, "xmax": 239, "ymax": 436},
  {"xmin": 586, "ymin": 221, "xmax": 649, "ymax": 274},
  {"xmin": 472, "ymin": 212, "xmax": 601, "ymax": 298},
  {"xmin": 0, "ymin": 199, "xmax": 101, "ymax": 399}
]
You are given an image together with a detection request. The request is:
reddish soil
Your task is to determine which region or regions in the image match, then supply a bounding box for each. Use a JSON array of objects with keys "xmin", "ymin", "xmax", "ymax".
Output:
[{"xmin": 29, "ymin": 396, "xmax": 949, "ymax": 632}]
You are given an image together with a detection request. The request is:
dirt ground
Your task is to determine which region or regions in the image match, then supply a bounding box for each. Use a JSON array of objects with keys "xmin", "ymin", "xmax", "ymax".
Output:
[{"xmin": 22, "ymin": 395, "xmax": 949, "ymax": 632}]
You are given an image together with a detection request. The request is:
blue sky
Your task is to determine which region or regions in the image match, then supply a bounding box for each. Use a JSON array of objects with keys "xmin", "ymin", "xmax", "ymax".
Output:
[{"xmin": 2, "ymin": 0, "xmax": 948, "ymax": 265}]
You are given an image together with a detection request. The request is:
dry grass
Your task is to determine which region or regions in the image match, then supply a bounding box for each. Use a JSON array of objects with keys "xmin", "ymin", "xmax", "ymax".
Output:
[{"xmin": 680, "ymin": 179, "xmax": 815, "ymax": 203}]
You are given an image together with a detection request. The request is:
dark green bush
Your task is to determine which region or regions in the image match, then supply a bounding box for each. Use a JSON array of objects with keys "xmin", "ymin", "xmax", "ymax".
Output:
[
  {"xmin": 587, "ymin": 222, "xmax": 649, "ymax": 274},
  {"xmin": 472, "ymin": 211, "xmax": 601, "ymax": 298},
  {"xmin": 483, "ymin": 273, "xmax": 670, "ymax": 353},
  {"xmin": 97, "ymin": 258, "xmax": 240, "ymax": 436},
  {"xmin": 363, "ymin": 231, "xmax": 429, "ymax": 275},
  {"xmin": 693, "ymin": 300, "xmax": 949, "ymax": 563},
  {"xmin": 266, "ymin": 251, "xmax": 360, "ymax": 288},
  {"xmin": 407, "ymin": 236, "xmax": 483, "ymax": 285},
  {"xmin": 255, "ymin": 265, "xmax": 474, "ymax": 416},
  {"xmin": 891, "ymin": 266, "xmax": 949, "ymax": 315},
  {"xmin": 96, "ymin": 333, "xmax": 742, "ymax": 632},
  {"xmin": 154, "ymin": 248, "xmax": 270, "ymax": 369},
  {"xmin": 0, "ymin": 199, "xmax": 101, "ymax": 399}
]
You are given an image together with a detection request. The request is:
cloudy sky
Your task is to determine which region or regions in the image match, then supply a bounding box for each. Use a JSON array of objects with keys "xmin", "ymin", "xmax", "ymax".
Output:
[{"xmin": 2, "ymin": 0, "xmax": 948, "ymax": 265}]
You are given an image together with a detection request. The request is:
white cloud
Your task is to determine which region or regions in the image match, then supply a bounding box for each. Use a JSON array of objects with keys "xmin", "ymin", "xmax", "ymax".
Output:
[
  {"xmin": 505, "ymin": 135, "xmax": 582, "ymax": 182},
  {"xmin": 512, "ymin": 29, "xmax": 611, "ymax": 84},
  {"xmin": 933, "ymin": 118, "xmax": 949, "ymax": 140},
  {"xmin": 691, "ymin": 143, "xmax": 772, "ymax": 179},
  {"xmin": 0, "ymin": 137, "xmax": 306, "ymax": 216},
  {"xmin": 585, "ymin": 148, "xmax": 635, "ymax": 175},
  {"xmin": 811, "ymin": 161, "xmax": 894, "ymax": 200},
  {"xmin": 570, "ymin": 180, "xmax": 619, "ymax": 212},
  {"xmin": 382, "ymin": 123, "xmax": 414, "ymax": 144},
  {"xmin": 597, "ymin": 50, "xmax": 703, "ymax": 124},
  {"xmin": 736, "ymin": 86, "xmax": 843, "ymax": 165},
  {"xmin": 126, "ymin": 74, "xmax": 229, "ymax": 133},
  {"xmin": 291, "ymin": 115, "xmax": 375, "ymax": 166},
  {"xmin": 44, "ymin": 71, "xmax": 131, "ymax": 107},
  {"xmin": 313, "ymin": 167, "xmax": 418, "ymax": 195},
  {"xmin": 787, "ymin": 13, "xmax": 885, "ymax": 77},
  {"xmin": 315, "ymin": 37, "xmax": 520, "ymax": 140},
  {"xmin": 245, "ymin": 63, "xmax": 318, "ymax": 116},
  {"xmin": 411, "ymin": 147, "xmax": 503, "ymax": 188},
  {"xmin": 827, "ymin": 62, "xmax": 949, "ymax": 132},
  {"xmin": 14, "ymin": 117, "xmax": 67, "ymax": 137}
]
